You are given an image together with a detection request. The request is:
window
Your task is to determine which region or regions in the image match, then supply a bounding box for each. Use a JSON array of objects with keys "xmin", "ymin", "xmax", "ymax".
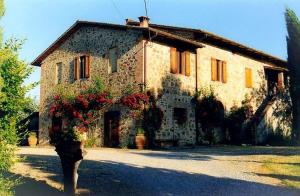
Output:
[
  {"xmin": 56, "ymin": 62, "xmax": 62, "ymax": 84},
  {"xmin": 74, "ymin": 55, "xmax": 90, "ymax": 80},
  {"xmin": 80, "ymin": 56, "xmax": 86, "ymax": 79},
  {"xmin": 173, "ymin": 108, "xmax": 187, "ymax": 125},
  {"xmin": 278, "ymin": 72, "xmax": 284, "ymax": 89},
  {"xmin": 108, "ymin": 47, "xmax": 118, "ymax": 73},
  {"xmin": 245, "ymin": 68, "xmax": 253, "ymax": 88},
  {"xmin": 170, "ymin": 47, "xmax": 191, "ymax": 76},
  {"xmin": 211, "ymin": 58, "xmax": 227, "ymax": 83}
]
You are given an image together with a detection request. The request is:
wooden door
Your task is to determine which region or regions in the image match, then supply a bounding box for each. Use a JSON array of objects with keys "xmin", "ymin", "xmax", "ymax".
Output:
[{"xmin": 104, "ymin": 111, "xmax": 120, "ymax": 147}]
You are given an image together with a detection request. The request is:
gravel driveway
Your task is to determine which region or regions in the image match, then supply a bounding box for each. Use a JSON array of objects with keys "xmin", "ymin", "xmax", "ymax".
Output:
[{"xmin": 12, "ymin": 147, "xmax": 300, "ymax": 196}]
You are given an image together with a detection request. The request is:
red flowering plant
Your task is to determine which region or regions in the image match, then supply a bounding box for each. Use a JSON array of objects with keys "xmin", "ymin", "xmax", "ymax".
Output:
[
  {"xmin": 48, "ymin": 77, "xmax": 112, "ymax": 145},
  {"xmin": 120, "ymin": 87, "xmax": 149, "ymax": 118}
]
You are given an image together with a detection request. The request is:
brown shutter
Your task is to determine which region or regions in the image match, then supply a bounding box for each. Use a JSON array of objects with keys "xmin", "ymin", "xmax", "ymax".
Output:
[
  {"xmin": 85, "ymin": 55, "xmax": 90, "ymax": 78},
  {"xmin": 74, "ymin": 57, "xmax": 79, "ymax": 80},
  {"xmin": 278, "ymin": 72, "xmax": 284, "ymax": 88},
  {"xmin": 170, "ymin": 47, "xmax": 178, "ymax": 74},
  {"xmin": 245, "ymin": 68, "xmax": 252, "ymax": 88},
  {"xmin": 185, "ymin": 51, "xmax": 190, "ymax": 76},
  {"xmin": 211, "ymin": 58, "xmax": 217, "ymax": 81},
  {"xmin": 222, "ymin": 61, "xmax": 227, "ymax": 83}
]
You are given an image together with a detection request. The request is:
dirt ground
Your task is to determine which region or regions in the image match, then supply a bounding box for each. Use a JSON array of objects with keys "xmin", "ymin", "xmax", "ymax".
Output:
[{"xmin": 11, "ymin": 146, "xmax": 300, "ymax": 196}]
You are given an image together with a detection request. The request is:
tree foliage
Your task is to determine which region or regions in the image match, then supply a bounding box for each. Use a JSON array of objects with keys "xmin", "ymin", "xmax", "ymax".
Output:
[
  {"xmin": 0, "ymin": 0, "xmax": 3, "ymax": 44},
  {"xmin": 194, "ymin": 87, "xmax": 225, "ymax": 144},
  {"xmin": 0, "ymin": 0, "xmax": 37, "ymax": 194},
  {"xmin": 0, "ymin": 38, "xmax": 38, "ymax": 144},
  {"xmin": 285, "ymin": 8, "xmax": 300, "ymax": 144}
]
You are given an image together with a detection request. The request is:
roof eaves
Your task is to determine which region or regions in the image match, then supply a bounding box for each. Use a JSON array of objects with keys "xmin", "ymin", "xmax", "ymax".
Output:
[
  {"xmin": 148, "ymin": 27, "xmax": 204, "ymax": 48},
  {"xmin": 147, "ymin": 23, "xmax": 287, "ymax": 67},
  {"xmin": 31, "ymin": 21, "xmax": 146, "ymax": 66},
  {"xmin": 31, "ymin": 21, "xmax": 205, "ymax": 66}
]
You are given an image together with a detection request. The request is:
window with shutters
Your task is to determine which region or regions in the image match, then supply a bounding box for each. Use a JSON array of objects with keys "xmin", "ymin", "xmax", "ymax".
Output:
[
  {"xmin": 74, "ymin": 55, "xmax": 90, "ymax": 81},
  {"xmin": 211, "ymin": 58, "xmax": 227, "ymax": 83},
  {"xmin": 56, "ymin": 62, "xmax": 62, "ymax": 84},
  {"xmin": 108, "ymin": 47, "xmax": 118, "ymax": 73},
  {"xmin": 245, "ymin": 68, "xmax": 253, "ymax": 88},
  {"xmin": 170, "ymin": 47, "xmax": 191, "ymax": 76}
]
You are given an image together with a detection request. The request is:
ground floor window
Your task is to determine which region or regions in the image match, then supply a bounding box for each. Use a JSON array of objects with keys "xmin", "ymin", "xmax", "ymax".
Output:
[{"xmin": 173, "ymin": 108, "xmax": 187, "ymax": 125}]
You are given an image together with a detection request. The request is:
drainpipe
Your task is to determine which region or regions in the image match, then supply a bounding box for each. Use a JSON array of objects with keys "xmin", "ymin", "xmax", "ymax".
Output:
[
  {"xmin": 195, "ymin": 49, "xmax": 199, "ymax": 145},
  {"xmin": 143, "ymin": 40, "xmax": 147, "ymax": 91},
  {"xmin": 195, "ymin": 49, "xmax": 198, "ymax": 92}
]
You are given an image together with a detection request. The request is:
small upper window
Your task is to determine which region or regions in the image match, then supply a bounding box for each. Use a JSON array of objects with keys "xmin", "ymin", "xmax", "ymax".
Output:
[
  {"xmin": 108, "ymin": 47, "xmax": 118, "ymax": 73},
  {"xmin": 56, "ymin": 62, "xmax": 62, "ymax": 84},
  {"xmin": 80, "ymin": 56, "xmax": 86, "ymax": 79}
]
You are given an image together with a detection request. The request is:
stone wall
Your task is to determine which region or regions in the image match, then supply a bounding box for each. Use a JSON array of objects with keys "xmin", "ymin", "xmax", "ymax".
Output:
[
  {"xmin": 145, "ymin": 40, "xmax": 278, "ymax": 145},
  {"xmin": 197, "ymin": 44, "xmax": 269, "ymax": 111},
  {"xmin": 39, "ymin": 26, "xmax": 144, "ymax": 146},
  {"xmin": 145, "ymin": 41, "xmax": 197, "ymax": 145},
  {"xmin": 256, "ymin": 98, "xmax": 292, "ymax": 144}
]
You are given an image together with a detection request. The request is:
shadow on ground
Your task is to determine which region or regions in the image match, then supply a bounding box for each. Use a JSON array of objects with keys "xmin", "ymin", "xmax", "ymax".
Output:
[
  {"xmin": 12, "ymin": 153, "xmax": 300, "ymax": 196},
  {"xmin": 13, "ymin": 173, "xmax": 64, "ymax": 196}
]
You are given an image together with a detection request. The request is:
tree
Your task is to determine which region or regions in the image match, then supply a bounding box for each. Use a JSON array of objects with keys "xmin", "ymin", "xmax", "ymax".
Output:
[
  {"xmin": 0, "ymin": 0, "xmax": 4, "ymax": 43},
  {"xmin": 0, "ymin": 0, "xmax": 37, "ymax": 194},
  {"xmin": 0, "ymin": 38, "xmax": 38, "ymax": 144},
  {"xmin": 285, "ymin": 8, "xmax": 300, "ymax": 144}
]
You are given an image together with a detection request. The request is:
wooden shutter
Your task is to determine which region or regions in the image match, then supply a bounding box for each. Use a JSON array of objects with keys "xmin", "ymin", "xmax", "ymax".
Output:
[
  {"xmin": 222, "ymin": 61, "xmax": 227, "ymax": 83},
  {"xmin": 211, "ymin": 58, "xmax": 217, "ymax": 81},
  {"xmin": 185, "ymin": 51, "xmax": 191, "ymax": 76},
  {"xmin": 170, "ymin": 47, "xmax": 178, "ymax": 74},
  {"xmin": 278, "ymin": 72, "xmax": 284, "ymax": 88},
  {"xmin": 74, "ymin": 57, "xmax": 79, "ymax": 80},
  {"xmin": 245, "ymin": 68, "xmax": 252, "ymax": 88},
  {"xmin": 85, "ymin": 55, "xmax": 90, "ymax": 78}
]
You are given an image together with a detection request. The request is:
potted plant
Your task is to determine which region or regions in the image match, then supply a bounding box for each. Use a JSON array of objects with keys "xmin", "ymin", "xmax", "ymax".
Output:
[
  {"xmin": 28, "ymin": 132, "xmax": 38, "ymax": 147},
  {"xmin": 48, "ymin": 78, "xmax": 112, "ymax": 195},
  {"xmin": 135, "ymin": 127, "xmax": 146, "ymax": 150},
  {"xmin": 52, "ymin": 127, "xmax": 87, "ymax": 195},
  {"xmin": 120, "ymin": 90, "xmax": 149, "ymax": 149}
]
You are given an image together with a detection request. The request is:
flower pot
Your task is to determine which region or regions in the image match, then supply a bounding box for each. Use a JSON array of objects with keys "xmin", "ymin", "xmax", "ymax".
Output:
[
  {"xmin": 55, "ymin": 141, "xmax": 86, "ymax": 195},
  {"xmin": 135, "ymin": 134, "xmax": 146, "ymax": 150},
  {"xmin": 28, "ymin": 134, "xmax": 38, "ymax": 147}
]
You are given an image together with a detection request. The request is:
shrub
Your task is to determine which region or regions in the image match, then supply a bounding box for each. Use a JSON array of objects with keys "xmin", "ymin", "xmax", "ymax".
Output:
[
  {"xmin": 194, "ymin": 87, "xmax": 225, "ymax": 144},
  {"xmin": 48, "ymin": 78, "xmax": 112, "ymax": 145},
  {"xmin": 84, "ymin": 136, "xmax": 97, "ymax": 148},
  {"xmin": 0, "ymin": 139, "xmax": 18, "ymax": 196},
  {"xmin": 226, "ymin": 96, "xmax": 254, "ymax": 144}
]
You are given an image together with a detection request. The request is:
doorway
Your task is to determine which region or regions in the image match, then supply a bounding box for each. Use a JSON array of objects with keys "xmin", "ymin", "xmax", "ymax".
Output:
[{"xmin": 104, "ymin": 111, "xmax": 120, "ymax": 147}]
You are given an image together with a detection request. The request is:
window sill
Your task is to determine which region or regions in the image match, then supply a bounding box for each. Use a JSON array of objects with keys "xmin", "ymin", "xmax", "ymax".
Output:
[{"xmin": 170, "ymin": 72, "xmax": 190, "ymax": 77}]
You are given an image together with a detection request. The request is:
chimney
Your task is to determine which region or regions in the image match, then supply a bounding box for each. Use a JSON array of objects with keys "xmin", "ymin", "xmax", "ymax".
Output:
[
  {"xmin": 125, "ymin": 18, "xmax": 136, "ymax": 25},
  {"xmin": 138, "ymin": 16, "xmax": 150, "ymax": 27}
]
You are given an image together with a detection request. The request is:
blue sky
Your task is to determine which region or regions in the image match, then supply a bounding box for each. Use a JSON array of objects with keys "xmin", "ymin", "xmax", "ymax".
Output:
[{"xmin": 1, "ymin": 0, "xmax": 300, "ymax": 100}]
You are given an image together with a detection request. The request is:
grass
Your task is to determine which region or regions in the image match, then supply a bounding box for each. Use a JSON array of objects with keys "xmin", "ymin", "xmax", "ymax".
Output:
[
  {"xmin": 207, "ymin": 145, "xmax": 300, "ymax": 189},
  {"xmin": 261, "ymin": 153, "xmax": 300, "ymax": 189}
]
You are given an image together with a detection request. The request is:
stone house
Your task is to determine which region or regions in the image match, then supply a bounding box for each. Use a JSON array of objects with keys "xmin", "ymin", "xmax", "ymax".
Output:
[{"xmin": 32, "ymin": 17, "xmax": 288, "ymax": 147}]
